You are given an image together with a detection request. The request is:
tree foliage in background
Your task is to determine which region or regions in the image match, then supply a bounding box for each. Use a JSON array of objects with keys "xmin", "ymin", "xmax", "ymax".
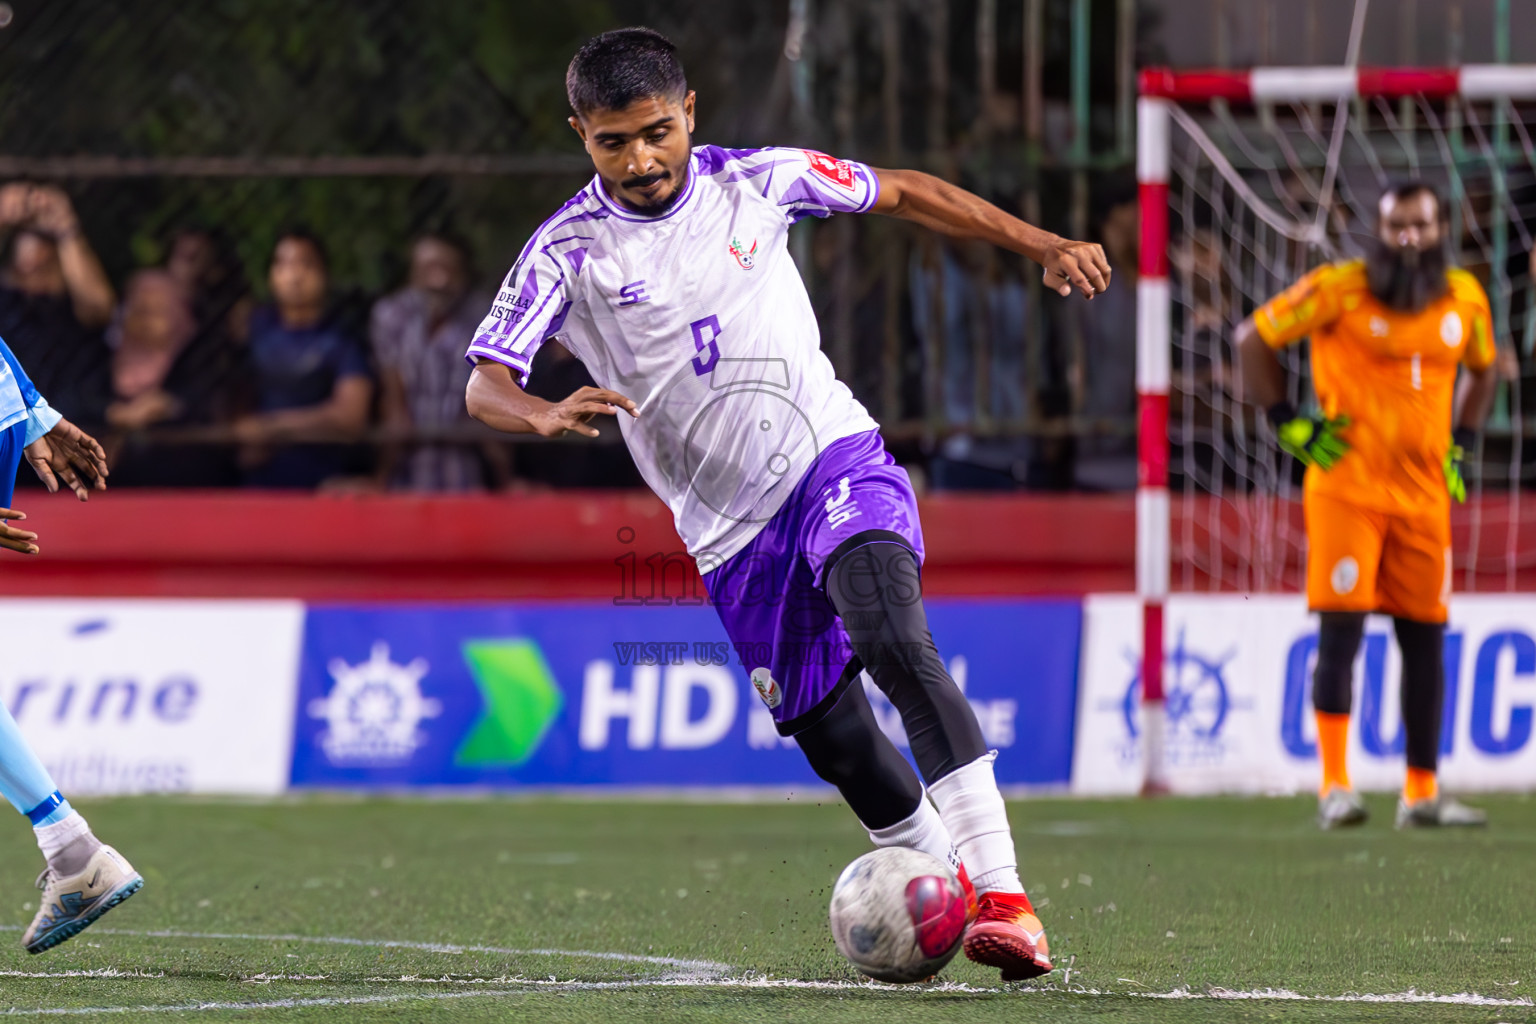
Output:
[{"xmin": 0, "ymin": 0, "xmax": 628, "ymax": 293}]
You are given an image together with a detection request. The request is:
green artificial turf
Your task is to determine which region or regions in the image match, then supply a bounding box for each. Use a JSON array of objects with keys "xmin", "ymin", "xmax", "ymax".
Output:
[{"xmin": 0, "ymin": 793, "xmax": 1530, "ymax": 1022}]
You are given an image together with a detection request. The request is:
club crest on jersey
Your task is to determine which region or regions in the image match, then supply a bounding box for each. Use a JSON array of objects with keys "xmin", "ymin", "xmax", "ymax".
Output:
[
  {"xmin": 1441, "ymin": 311, "xmax": 1464, "ymax": 346},
  {"xmin": 750, "ymin": 667, "xmax": 783, "ymax": 709},
  {"xmin": 804, "ymin": 150, "xmax": 856, "ymax": 191},
  {"xmin": 729, "ymin": 236, "xmax": 757, "ymax": 270}
]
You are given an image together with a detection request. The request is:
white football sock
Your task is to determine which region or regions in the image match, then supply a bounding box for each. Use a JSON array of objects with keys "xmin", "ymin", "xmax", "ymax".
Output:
[
  {"xmin": 34, "ymin": 810, "xmax": 91, "ymax": 862},
  {"xmin": 866, "ymin": 795, "xmax": 961, "ymax": 876},
  {"xmin": 928, "ymin": 751, "xmax": 1023, "ymax": 894}
]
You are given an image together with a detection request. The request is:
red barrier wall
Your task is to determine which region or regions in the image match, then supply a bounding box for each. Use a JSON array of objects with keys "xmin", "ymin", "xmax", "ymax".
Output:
[
  {"xmin": 0, "ymin": 491, "xmax": 1135, "ymax": 599},
  {"xmin": 4, "ymin": 491, "xmax": 1530, "ymax": 599}
]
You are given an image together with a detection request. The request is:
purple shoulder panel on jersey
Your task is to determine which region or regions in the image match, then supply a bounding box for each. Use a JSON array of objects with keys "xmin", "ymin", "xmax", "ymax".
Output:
[
  {"xmin": 464, "ymin": 186, "xmax": 608, "ymax": 371},
  {"xmin": 694, "ymin": 144, "xmax": 771, "ymax": 176},
  {"xmin": 506, "ymin": 188, "xmax": 596, "ymax": 269}
]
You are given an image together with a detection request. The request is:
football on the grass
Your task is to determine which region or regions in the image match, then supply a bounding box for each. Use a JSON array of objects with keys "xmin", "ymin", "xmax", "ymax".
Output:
[{"xmin": 828, "ymin": 847, "xmax": 969, "ymax": 983}]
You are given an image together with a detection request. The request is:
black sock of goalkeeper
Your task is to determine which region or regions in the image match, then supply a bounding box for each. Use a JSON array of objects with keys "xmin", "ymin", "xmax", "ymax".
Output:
[
  {"xmin": 1312, "ymin": 612, "xmax": 1366, "ymax": 715},
  {"xmin": 824, "ymin": 540, "xmax": 987, "ymax": 784},
  {"xmin": 1394, "ymin": 617, "xmax": 1446, "ymax": 773}
]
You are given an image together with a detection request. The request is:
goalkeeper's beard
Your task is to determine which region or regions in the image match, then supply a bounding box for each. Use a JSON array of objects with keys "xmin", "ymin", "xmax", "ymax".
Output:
[{"xmin": 1365, "ymin": 237, "xmax": 1450, "ymax": 313}]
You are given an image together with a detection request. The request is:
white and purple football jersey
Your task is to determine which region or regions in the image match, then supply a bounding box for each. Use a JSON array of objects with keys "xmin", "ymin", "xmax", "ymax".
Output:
[{"xmin": 467, "ymin": 145, "xmax": 882, "ymax": 563}]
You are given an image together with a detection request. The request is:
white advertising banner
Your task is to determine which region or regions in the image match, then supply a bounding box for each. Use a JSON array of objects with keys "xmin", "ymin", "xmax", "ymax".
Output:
[
  {"xmin": 0, "ymin": 600, "xmax": 305, "ymax": 795},
  {"xmin": 1074, "ymin": 593, "xmax": 1536, "ymax": 794}
]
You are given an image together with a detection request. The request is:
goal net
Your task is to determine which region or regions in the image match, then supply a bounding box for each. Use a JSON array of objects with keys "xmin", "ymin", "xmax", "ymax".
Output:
[
  {"xmin": 1133, "ymin": 66, "xmax": 1536, "ymax": 786},
  {"xmin": 1141, "ymin": 66, "xmax": 1536, "ymax": 598}
]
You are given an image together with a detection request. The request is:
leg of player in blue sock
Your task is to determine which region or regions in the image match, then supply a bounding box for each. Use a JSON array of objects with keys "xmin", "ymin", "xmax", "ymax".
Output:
[{"xmin": 0, "ymin": 418, "xmax": 142, "ymax": 952}]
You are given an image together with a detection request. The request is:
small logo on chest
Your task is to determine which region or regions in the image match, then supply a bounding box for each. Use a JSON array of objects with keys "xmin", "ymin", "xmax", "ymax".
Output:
[
  {"xmin": 729, "ymin": 236, "xmax": 757, "ymax": 270},
  {"xmin": 1369, "ymin": 316, "xmax": 1389, "ymax": 337},
  {"xmin": 1440, "ymin": 311, "xmax": 1463, "ymax": 346}
]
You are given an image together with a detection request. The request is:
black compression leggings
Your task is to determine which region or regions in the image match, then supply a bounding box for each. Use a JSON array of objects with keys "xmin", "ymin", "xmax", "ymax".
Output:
[
  {"xmin": 795, "ymin": 679, "xmax": 925, "ymax": 830},
  {"xmin": 824, "ymin": 540, "xmax": 987, "ymax": 784}
]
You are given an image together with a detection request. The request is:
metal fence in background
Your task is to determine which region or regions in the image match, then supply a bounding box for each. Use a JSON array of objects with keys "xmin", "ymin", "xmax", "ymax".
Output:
[{"xmin": 0, "ymin": 0, "xmax": 1531, "ymax": 492}]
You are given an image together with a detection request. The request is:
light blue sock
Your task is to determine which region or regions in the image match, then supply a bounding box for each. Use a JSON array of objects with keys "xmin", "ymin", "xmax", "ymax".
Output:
[{"xmin": 0, "ymin": 699, "xmax": 71, "ymax": 826}]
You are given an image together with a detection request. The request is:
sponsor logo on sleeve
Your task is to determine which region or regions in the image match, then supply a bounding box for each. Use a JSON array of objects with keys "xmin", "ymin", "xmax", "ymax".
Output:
[{"xmin": 804, "ymin": 150, "xmax": 856, "ymax": 191}]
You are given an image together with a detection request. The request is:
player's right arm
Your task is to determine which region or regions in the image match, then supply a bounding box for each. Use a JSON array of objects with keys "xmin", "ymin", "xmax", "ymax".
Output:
[
  {"xmin": 466, "ymin": 360, "xmax": 637, "ymax": 439},
  {"xmin": 1235, "ymin": 265, "xmax": 1349, "ymax": 468},
  {"xmin": 464, "ymin": 230, "xmax": 637, "ymax": 438},
  {"xmin": 1236, "ymin": 265, "xmax": 1344, "ymax": 409}
]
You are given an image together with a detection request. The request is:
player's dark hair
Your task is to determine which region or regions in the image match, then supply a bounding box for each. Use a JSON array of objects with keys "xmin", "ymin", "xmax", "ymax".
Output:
[
  {"xmin": 566, "ymin": 27, "xmax": 687, "ymax": 116},
  {"xmin": 1381, "ymin": 180, "xmax": 1448, "ymax": 224},
  {"xmin": 271, "ymin": 227, "xmax": 329, "ymax": 272}
]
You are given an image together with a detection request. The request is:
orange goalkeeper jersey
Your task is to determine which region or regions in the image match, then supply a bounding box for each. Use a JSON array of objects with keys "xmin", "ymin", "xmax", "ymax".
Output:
[{"xmin": 1253, "ymin": 260, "xmax": 1496, "ymax": 515}]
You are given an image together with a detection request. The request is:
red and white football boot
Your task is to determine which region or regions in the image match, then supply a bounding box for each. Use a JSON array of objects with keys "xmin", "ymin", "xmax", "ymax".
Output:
[
  {"xmin": 962, "ymin": 889, "xmax": 1053, "ymax": 981},
  {"xmin": 954, "ymin": 862, "xmax": 980, "ymax": 924}
]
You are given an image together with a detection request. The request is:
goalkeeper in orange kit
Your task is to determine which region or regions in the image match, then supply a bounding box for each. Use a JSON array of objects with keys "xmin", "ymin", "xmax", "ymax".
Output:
[{"xmin": 1235, "ymin": 182, "xmax": 1500, "ymax": 829}]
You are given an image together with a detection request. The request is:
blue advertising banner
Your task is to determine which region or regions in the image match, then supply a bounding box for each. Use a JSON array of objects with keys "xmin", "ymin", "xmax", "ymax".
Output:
[{"xmin": 289, "ymin": 599, "xmax": 1080, "ymax": 789}]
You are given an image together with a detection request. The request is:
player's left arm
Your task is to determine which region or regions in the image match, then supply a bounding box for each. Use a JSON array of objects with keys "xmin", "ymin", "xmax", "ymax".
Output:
[
  {"xmin": 1444, "ymin": 283, "xmax": 1501, "ymax": 501},
  {"xmin": 1454, "ymin": 288, "xmax": 1500, "ymax": 440},
  {"xmin": 868, "ymin": 168, "xmax": 1109, "ymax": 299}
]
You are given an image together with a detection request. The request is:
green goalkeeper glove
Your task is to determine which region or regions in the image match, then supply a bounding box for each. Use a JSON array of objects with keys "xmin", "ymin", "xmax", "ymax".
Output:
[
  {"xmin": 1268, "ymin": 402, "xmax": 1350, "ymax": 470},
  {"xmin": 1444, "ymin": 427, "xmax": 1476, "ymax": 503}
]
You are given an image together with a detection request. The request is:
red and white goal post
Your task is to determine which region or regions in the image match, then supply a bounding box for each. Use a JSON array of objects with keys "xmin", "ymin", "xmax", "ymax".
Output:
[{"xmin": 1135, "ymin": 65, "xmax": 1536, "ymax": 791}]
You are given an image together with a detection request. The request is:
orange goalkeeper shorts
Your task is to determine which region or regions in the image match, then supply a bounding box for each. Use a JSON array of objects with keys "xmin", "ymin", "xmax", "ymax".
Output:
[{"xmin": 1304, "ymin": 490, "xmax": 1452, "ymax": 624}]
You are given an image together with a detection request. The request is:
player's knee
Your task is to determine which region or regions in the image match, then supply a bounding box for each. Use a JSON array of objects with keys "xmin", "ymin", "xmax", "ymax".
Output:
[{"xmin": 1313, "ymin": 612, "xmax": 1366, "ymax": 714}]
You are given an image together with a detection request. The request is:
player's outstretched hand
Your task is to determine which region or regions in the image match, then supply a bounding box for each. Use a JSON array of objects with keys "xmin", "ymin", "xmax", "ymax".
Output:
[
  {"xmin": 0, "ymin": 507, "xmax": 39, "ymax": 555},
  {"xmin": 24, "ymin": 416, "xmax": 108, "ymax": 500},
  {"xmin": 531, "ymin": 386, "xmax": 640, "ymax": 439},
  {"xmin": 1042, "ymin": 237, "xmax": 1111, "ymax": 299},
  {"xmin": 1276, "ymin": 414, "xmax": 1351, "ymax": 470}
]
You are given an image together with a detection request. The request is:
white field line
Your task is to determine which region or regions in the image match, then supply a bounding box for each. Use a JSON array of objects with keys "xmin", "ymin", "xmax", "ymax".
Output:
[
  {"xmin": 0, "ymin": 925, "xmax": 728, "ymax": 975},
  {"xmin": 0, "ymin": 989, "xmax": 530, "ymax": 1017},
  {"xmin": 1, "ymin": 979, "xmax": 1531, "ymax": 1016},
  {"xmin": 0, "ymin": 927, "xmax": 1528, "ymax": 1014},
  {"xmin": 3, "ymin": 973, "xmax": 1530, "ymax": 1015},
  {"xmin": 0, "ymin": 970, "xmax": 164, "ymax": 980}
]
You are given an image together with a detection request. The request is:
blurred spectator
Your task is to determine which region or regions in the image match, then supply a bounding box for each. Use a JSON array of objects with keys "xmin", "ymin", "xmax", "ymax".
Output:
[
  {"xmin": 103, "ymin": 269, "xmax": 247, "ymax": 486},
  {"xmin": 1056, "ymin": 176, "xmax": 1139, "ymax": 490},
  {"xmin": 235, "ymin": 229, "xmax": 373, "ymax": 489},
  {"xmin": 164, "ymin": 225, "xmax": 252, "ymax": 345},
  {"xmin": 371, "ymin": 233, "xmax": 496, "ymax": 491},
  {"xmin": 909, "ymin": 236, "xmax": 1033, "ymax": 489},
  {"xmin": 0, "ymin": 184, "xmax": 113, "ymax": 424}
]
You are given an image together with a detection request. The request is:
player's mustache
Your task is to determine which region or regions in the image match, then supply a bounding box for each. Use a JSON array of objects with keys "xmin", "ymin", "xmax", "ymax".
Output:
[{"xmin": 623, "ymin": 172, "xmax": 669, "ymax": 190}]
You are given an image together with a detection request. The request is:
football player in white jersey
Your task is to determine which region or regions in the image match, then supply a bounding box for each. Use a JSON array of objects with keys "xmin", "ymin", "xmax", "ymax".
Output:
[{"xmin": 465, "ymin": 27, "xmax": 1109, "ymax": 981}]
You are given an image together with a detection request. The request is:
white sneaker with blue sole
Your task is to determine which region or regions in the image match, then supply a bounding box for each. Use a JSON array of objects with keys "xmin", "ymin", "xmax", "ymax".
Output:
[{"xmin": 23, "ymin": 844, "xmax": 143, "ymax": 954}]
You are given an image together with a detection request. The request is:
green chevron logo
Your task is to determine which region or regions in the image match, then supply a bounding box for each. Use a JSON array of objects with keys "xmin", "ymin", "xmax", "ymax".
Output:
[{"xmin": 454, "ymin": 639, "xmax": 562, "ymax": 767}]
